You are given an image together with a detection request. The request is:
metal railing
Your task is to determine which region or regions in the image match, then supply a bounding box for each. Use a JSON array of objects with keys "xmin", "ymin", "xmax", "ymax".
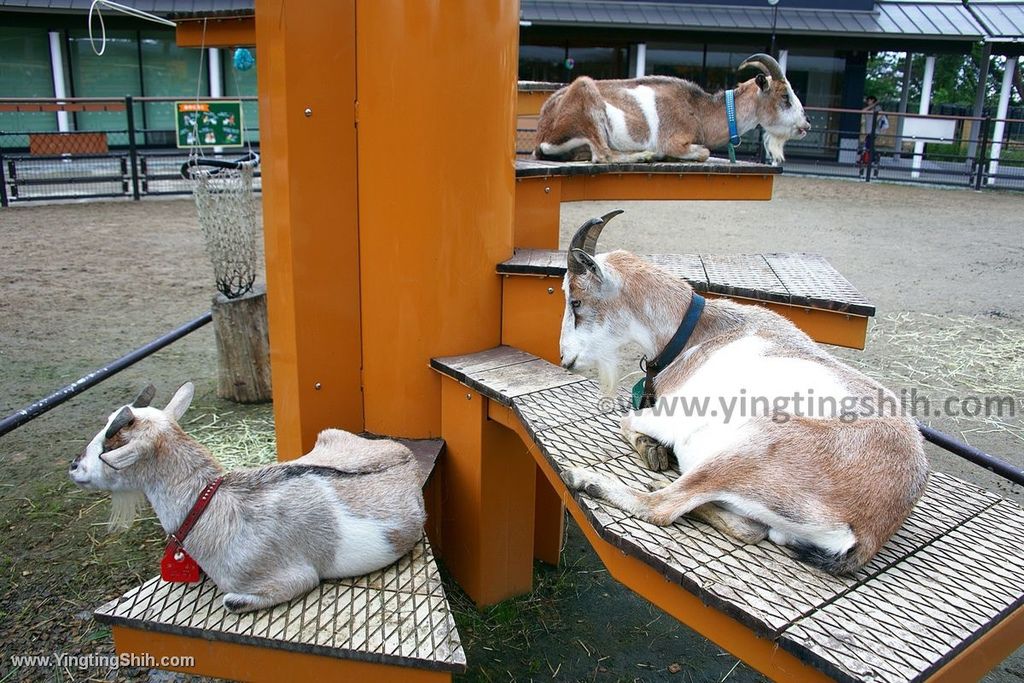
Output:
[
  {"xmin": 0, "ymin": 96, "xmax": 260, "ymax": 205},
  {"xmin": 515, "ymin": 105, "xmax": 1024, "ymax": 191}
]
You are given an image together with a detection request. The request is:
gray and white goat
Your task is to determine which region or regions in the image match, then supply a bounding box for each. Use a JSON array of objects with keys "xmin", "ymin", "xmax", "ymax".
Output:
[
  {"xmin": 558, "ymin": 213, "xmax": 928, "ymax": 574},
  {"xmin": 69, "ymin": 382, "xmax": 426, "ymax": 612},
  {"xmin": 535, "ymin": 53, "xmax": 810, "ymax": 165}
]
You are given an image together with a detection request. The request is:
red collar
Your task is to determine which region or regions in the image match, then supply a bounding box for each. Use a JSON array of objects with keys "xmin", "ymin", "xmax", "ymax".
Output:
[{"xmin": 165, "ymin": 476, "xmax": 223, "ymax": 552}]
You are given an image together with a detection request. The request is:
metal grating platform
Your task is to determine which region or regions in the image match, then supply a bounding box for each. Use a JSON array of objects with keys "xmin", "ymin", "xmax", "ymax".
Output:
[
  {"xmin": 94, "ymin": 537, "xmax": 467, "ymax": 674},
  {"xmin": 431, "ymin": 346, "xmax": 1024, "ymax": 683},
  {"xmin": 498, "ymin": 249, "xmax": 876, "ymax": 316}
]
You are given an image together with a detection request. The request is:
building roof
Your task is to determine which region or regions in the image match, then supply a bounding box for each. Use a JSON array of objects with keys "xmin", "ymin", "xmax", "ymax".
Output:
[
  {"xmin": 966, "ymin": 1, "xmax": 1024, "ymax": 42},
  {"xmin": 520, "ymin": 0, "xmax": 1006, "ymax": 41},
  {"xmin": 1, "ymin": 0, "xmax": 1021, "ymax": 44}
]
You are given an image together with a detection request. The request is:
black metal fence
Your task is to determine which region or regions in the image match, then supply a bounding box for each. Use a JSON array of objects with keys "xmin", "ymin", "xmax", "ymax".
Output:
[
  {"xmin": 5, "ymin": 98, "xmax": 1024, "ymax": 204},
  {"xmin": 0, "ymin": 96, "xmax": 260, "ymax": 206},
  {"xmin": 516, "ymin": 104, "xmax": 1024, "ymax": 191}
]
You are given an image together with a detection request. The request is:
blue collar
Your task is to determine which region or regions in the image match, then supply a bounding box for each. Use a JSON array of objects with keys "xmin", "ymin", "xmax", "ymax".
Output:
[
  {"xmin": 725, "ymin": 89, "xmax": 741, "ymax": 163},
  {"xmin": 725, "ymin": 89, "xmax": 741, "ymax": 146},
  {"xmin": 632, "ymin": 293, "xmax": 706, "ymax": 410}
]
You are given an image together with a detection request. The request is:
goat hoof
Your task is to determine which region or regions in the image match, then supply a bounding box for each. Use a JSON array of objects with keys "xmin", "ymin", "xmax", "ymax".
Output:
[
  {"xmin": 635, "ymin": 436, "xmax": 671, "ymax": 472},
  {"xmin": 563, "ymin": 468, "xmax": 605, "ymax": 498},
  {"xmin": 562, "ymin": 468, "xmax": 586, "ymax": 490},
  {"xmin": 223, "ymin": 594, "xmax": 260, "ymax": 613}
]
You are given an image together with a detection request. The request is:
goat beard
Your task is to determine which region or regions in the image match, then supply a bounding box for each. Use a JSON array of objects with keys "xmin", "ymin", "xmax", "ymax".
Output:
[
  {"xmin": 108, "ymin": 491, "xmax": 146, "ymax": 532},
  {"xmin": 596, "ymin": 358, "xmax": 622, "ymax": 397},
  {"xmin": 763, "ymin": 131, "xmax": 788, "ymax": 165}
]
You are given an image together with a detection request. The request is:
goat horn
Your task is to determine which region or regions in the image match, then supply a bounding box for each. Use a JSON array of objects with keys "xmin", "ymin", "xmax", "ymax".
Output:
[
  {"xmin": 106, "ymin": 406, "xmax": 136, "ymax": 440},
  {"xmin": 738, "ymin": 53, "xmax": 785, "ymax": 82},
  {"xmin": 132, "ymin": 384, "xmax": 156, "ymax": 408},
  {"xmin": 566, "ymin": 210, "xmax": 624, "ymax": 274}
]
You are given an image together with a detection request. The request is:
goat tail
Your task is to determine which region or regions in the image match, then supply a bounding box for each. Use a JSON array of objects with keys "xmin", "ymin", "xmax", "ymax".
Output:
[{"xmin": 791, "ymin": 540, "xmax": 869, "ymax": 575}]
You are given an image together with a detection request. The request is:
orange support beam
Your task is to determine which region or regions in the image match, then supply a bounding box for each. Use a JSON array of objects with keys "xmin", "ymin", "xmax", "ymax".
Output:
[
  {"xmin": 355, "ymin": 1, "xmax": 518, "ymax": 438},
  {"xmin": 439, "ymin": 377, "xmax": 536, "ymax": 606},
  {"xmin": 176, "ymin": 17, "xmax": 256, "ymax": 48},
  {"xmin": 256, "ymin": 0, "xmax": 363, "ymax": 457},
  {"xmin": 112, "ymin": 626, "xmax": 451, "ymax": 683}
]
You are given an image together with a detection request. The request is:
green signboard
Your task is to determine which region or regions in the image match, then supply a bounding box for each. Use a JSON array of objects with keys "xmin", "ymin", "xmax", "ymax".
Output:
[{"xmin": 175, "ymin": 100, "xmax": 244, "ymax": 149}]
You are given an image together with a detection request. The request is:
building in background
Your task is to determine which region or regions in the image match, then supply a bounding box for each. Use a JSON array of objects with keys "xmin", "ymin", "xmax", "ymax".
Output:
[{"xmin": 1, "ymin": 0, "xmax": 1022, "ymax": 157}]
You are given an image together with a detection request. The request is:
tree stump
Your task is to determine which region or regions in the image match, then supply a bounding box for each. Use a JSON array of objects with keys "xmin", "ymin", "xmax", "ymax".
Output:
[{"xmin": 211, "ymin": 284, "xmax": 272, "ymax": 403}]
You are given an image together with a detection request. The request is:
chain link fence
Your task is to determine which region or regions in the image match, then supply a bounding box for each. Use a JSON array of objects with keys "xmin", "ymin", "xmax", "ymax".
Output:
[{"xmin": 0, "ymin": 96, "xmax": 259, "ymax": 206}]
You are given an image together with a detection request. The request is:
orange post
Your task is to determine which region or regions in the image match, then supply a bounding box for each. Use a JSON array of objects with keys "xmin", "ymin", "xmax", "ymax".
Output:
[
  {"xmin": 256, "ymin": 0, "xmax": 363, "ymax": 458},
  {"xmin": 355, "ymin": 1, "xmax": 519, "ymax": 438},
  {"xmin": 439, "ymin": 377, "xmax": 536, "ymax": 606}
]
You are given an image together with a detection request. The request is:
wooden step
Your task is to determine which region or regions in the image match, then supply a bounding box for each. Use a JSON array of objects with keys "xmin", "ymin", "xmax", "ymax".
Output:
[
  {"xmin": 93, "ymin": 439, "xmax": 466, "ymax": 682},
  {"xmin": 498, "ymin": 250, "xmax": 875, "ymax": 360},
  {"xmin": 513, "ymin": 159, "xmax": 781, "ymax": 249},
  {"xmin": 431, "ymin": 346, "xmax": 1024, "ymax": 683}
]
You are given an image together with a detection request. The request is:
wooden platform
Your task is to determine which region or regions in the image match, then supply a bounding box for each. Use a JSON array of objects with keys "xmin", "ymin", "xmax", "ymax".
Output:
[
  {"xmin": 93, "ymin": 439, "xmax": 465, "ymax": 682},
  {"xmin": 431, "ymin": 346, "xmax": 1024, "ymax": 683},
  {"xmin": 499, "ymin": 249, "xmax": 875, "ymax": 317},
  {"xmin": 515, "ymin": 158, "xmax": 783, "ymax": 179}
]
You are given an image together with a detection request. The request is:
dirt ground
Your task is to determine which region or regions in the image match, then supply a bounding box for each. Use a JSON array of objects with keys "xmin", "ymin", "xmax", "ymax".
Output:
[{"xmin": 1, "ymin": 176, "xmax": 1021, "ymax": 682}]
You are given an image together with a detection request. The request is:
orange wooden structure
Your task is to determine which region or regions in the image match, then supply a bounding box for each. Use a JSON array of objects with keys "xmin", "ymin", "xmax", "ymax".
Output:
[{"xmin": 110, "ymin": 3, "xmax": 1023, "ymax": 682}]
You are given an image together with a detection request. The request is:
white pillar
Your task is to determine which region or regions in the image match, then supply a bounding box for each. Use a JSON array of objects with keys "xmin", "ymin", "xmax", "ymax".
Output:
[
  {"xmin": 911, "ymin": 54, "xmax": 935, "ymax": 179},
  {"xmin": 48, "ymin": 31, "xmax": 70, "ymax": 132},
  {"xmin": 208, "ymin": 48, "xmax": 223, "ymax": 97},
  {"xmin": 634, "ymin": 43, "xmax": 647, "ymax": 78},
  {"xmin": 778, "ymin": 49, "xmax": 788, "ymax": 76},
  {"xmin": 208, "ymin": 48, "xmax": 224, "ymax": 153},
  {"xmin": 987, "ymin": 56, "xmax": 1021, "ymax": 185}
]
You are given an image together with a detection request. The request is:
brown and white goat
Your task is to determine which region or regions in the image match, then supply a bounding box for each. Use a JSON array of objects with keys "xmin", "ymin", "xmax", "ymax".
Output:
[
  {"xmin": 558, "ymin": 213, "xmax": 928, "ymax": 574},
  {"xmin": 535, "ymin": 54, "xmax": 810, "ymax": 165},
  {"xmin": 69, "ymin": 383, "xmax": 426, "ymax": 612}
]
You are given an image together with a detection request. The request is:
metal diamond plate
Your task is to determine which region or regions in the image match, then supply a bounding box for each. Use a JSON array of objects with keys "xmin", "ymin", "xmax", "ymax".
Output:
[
  {"xmin": 764, "ymin": 252, "xmax": 875, "ymax": 315},
  {"xmin": 644, "ymin": 253, "xmax": 708, "ymax": 288},
  {"xmin": 701, "ymin": 253, "xmax": 790, "ymax": 304},
  {"xmin": 514, "ymin": 380, "xmax": 630, "ymax": 435},
  {"xmin": 93, "ymin": 537, "xmax": 466, "ymax": 672},
  {"xmin": 780, "ymin": 500, "xmax": 1024, "ymax": 683},
  {"xmin": 690, "ymin": 470, "xmax": 1003, "ymax": 634}
]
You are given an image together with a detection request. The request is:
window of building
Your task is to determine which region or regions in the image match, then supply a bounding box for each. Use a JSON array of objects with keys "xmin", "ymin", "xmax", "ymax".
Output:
[
  {"xmin": 67, "ymin": 28, "xmax": 142, "ymax": 143},
  {"xmin": 519, "ymin": 44, "xmax": 628, "ymax": 82},
  {"xmin": 0, "ymin": 27, "xmax": 57, "ymax": 146},
  {"xmin": 140, "ymin": 29, "xmax": 208, "ymax": 144},
  {"xmin": 645, "ymin": 43, "xmax": 704, "ymax": 84}
]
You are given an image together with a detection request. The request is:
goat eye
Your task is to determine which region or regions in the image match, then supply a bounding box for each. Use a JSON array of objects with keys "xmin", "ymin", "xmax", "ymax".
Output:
[{"xmin": 570, "ymin": 299, "xmax": 582, "ymax": 309}]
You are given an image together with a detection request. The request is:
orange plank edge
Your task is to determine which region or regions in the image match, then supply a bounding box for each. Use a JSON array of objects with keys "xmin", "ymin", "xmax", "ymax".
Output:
[{"xmin": 111, "ymin": 625, "xmax": 452, "ymax": 683}]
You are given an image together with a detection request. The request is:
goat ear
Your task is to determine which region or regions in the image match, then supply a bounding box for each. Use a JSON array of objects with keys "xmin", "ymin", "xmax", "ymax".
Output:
[
  {"xmin": 755, "ymin": 73, "xmax": 769, "ymax": 92},
  {"xmin": 570, "ymin": 249, "xmax": 603, "ymax": 281},
  {"xmin": 100, "ymin": 443, "xmax": 141, "ymax": 470},
  {"xmin": 164, "ymin": 382, "xmax": 195, "ymax": 422}
]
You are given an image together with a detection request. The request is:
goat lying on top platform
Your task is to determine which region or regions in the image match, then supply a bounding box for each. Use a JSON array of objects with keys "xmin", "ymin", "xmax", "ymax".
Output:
[
  {"xmin": 69, "ymin": 383, "xmax": 425, "ymax": 612},
  {"xmin": 558, "ymin": 212, "xmax": 928, "ymax": 574},
  {"xmin": 534, "ymin": 53, "xmax": 809, "ymax": 165}
]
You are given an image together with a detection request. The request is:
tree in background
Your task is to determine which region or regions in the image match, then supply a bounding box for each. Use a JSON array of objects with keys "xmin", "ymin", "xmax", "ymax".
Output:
[{"xmin": 865, "ymin": 46, "xmax": 1021, "ymax": 110}]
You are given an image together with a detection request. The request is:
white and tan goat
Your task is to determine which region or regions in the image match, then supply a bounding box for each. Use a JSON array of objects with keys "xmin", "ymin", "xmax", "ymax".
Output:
[
  {"xmin": 558, "ymin": 213, "xmax": 928, "ymax": 574},
  {"xmin": 69, "ymin": 383, "xmax": 426, "ymax": 612},
  {"xmin": 535, "ymin": 54, "xmax": 810, "ymax": 165}
]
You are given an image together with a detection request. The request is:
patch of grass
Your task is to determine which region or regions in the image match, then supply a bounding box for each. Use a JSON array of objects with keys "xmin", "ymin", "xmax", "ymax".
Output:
[{"xmin": 183, "ymin": 404, "xmax": 277, "ymax": 469}]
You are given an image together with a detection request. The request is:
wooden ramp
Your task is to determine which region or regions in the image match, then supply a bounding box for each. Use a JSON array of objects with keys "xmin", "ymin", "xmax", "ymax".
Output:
[
  {"xmin": 92, "ymin": 439, "xmax": 466, "ymax": 682},
  {"xmin": 431, "ymin": 346, "xmax": 1024, "ymax": 683}
]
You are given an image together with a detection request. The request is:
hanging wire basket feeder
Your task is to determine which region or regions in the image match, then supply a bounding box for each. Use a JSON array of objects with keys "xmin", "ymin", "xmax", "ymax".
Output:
[{"xmin": 181, "ymin": 152, "xmax": 260, "ymax": 299}]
